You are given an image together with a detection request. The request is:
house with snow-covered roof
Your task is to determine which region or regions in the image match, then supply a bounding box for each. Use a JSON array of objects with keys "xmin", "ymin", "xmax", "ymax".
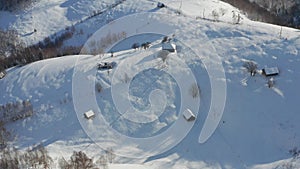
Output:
[
  {"xmin": 84, "ymin": 110, "xmax": 95, "ymax": 119},
  {"xmin": 0, "ymin": 70, "xmax": 6, "ymax": 79},
  {"xmin": 262, "ymin": 67, "xmax": 279, "ymax": 76},
  {"xmin": 183, "ymin": 109, "xmax": 196, "ymax": 121}
]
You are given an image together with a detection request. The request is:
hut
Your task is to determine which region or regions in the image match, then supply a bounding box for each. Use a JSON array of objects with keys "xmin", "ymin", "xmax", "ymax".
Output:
[
  {"xmin": 183, "ymin": 109, "xmax": 196, "ymax": 121},
  {"xmin": 262, "ymin": 67, "xmax": 279, "ymax": 76},
  {"xmin": 0, "ymin": 70, "xmax": 6, "ymax": 79},
  {"xmin": 84, "ymin": 110, "xmax": 95, "ymax": 119}
]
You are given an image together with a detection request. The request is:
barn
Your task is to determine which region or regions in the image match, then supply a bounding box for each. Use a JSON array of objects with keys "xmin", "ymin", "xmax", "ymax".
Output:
[{"xmin": 183, "ymin": 109, "xmax": 196, "ymax": 121}]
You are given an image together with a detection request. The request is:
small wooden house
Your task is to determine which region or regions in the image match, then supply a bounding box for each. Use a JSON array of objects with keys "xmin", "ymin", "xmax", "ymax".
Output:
[
  {"xmin": 0, "ymin": 70, "xmax": 6, "ymax": 79},
  {"xmin": 162, "ymin": 42, "xmax": 176, "ymax": 53},
  {"xmin": 84, "ymin": 110, "xmax": 95, "ymax": 119},
  {"xmin": 183, "ymin": 109, "xmax": 196, "ymax": 121},
  {"xmin": 262, "ymin": 67, "xmax": 279, "ymax": 76}
]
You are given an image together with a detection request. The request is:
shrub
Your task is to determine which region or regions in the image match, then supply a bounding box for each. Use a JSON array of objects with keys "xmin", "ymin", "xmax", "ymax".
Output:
[
  {"xmin": 189, "ymin": 83, "xmax": 200, "ymax": 98},
  {"xmin": 95, "ymin": 82, "xmax": 103, "ymax": 93},
  {"xmin": 161, "ymin": 36, "xmax": 169, "ymax": 43},
  {"xmin": 141, "ymin": 42, "xmax": 151, "ymax": 50},
  {"xmin": 289, "ymin": 147, "xmax": 300, "ymax": 158},
  {"xmin": 131, "ymin": 43, "xmax": 140, "ymax": 50}
]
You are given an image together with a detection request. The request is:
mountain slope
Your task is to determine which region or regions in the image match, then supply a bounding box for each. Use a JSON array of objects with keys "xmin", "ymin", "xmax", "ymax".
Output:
[{"xmin": 0, "ymin": 0, "xmax": 300, "ymax": 169}]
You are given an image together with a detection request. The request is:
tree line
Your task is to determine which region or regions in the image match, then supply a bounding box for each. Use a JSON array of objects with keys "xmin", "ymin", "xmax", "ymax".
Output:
[
  {"xmin": 222, "ymin": 0, "xmax": 300, "ymax": 28},
  {"xmin": 0, "ymin": 27, "xmax": 82, "ymax": 73},
  {"xmin": 0, "ymin": 0, "xmax": 36, "ymax": 11}
]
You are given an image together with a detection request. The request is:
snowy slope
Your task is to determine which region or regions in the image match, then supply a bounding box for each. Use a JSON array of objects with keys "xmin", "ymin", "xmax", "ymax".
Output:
[{"xmin": 0, "ymin": 0, "xmax": 300, "ymax": 169}]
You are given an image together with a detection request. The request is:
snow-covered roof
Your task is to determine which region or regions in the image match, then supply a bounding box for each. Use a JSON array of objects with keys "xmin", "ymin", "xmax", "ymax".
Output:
[
  {"xmin": 263, "ymin": 67, "xmax": 279, "ymax": 76},
  {"xmin": 84, "ymin": 110, "xmax": 95, "ymax": 119},
  {"xmin": 0, "ymin": 71, "xmax": 6, "ymax": 79},
  {"xmin": 162, "ymin": 42, "xmax": 176, "ymax": 52},
  {"xmin": 183, "ymin": 109, "xmax": 195, "ymax": 121}
]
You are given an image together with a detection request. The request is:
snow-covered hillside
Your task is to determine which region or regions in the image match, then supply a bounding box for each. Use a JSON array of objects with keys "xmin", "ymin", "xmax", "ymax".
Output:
[{"xmin": 0, "ymin": 0, "xmax": 300, "ymax": 169}]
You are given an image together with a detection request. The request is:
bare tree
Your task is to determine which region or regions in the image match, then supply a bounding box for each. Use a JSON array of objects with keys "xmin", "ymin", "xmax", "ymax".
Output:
[
  {"xmin": 243, "ymin": 60, "xmax": 257, "ymax": 76},
  {"xmin": 69, "ymin": 151, "xmax": 94, "ymax": 169},
  {"xmin": 0, "ymin": 147, "xmax": 19, "ymax": 169},
  {"xmin": 96, "ymin": 155, "xmax": 108, "ymax": 169},
  {"xmin": 59, "ymin": 157, "xmax": 72, "ymax": 169},
  {"xmin": 105, "ymin": 148, "xmax": 116, "ymax": 164},
  {"xmin": 212, "ymin": 10, "xmax": 220, "ymax": 21},
  {"xmin": 219, "ymin": 8, "xmax": 227, "ymax": 16},
  {"xmin": 0, "ymin": 121, "xmax": 11, "ymax": 149}
]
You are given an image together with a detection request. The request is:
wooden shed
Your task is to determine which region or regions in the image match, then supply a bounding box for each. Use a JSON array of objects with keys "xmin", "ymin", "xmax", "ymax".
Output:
[
  {"xmin": 0, "ymin": 70, "xmax": 6, "ymax": 79},
  {"xmin": 262, "ymin": 67, "xmax": 279, "ymax": 76},
  {"xmin": 183, "ymin": 109, "xmax": 196, "ymax": 121},
  {"xmin": 84, "ymin": 110, "xmax": 95, "ymax": 119}
]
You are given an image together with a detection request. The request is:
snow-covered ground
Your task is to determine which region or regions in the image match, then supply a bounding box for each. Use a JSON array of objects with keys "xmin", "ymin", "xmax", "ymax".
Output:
[{"xmin": 1, "ymin": 0, "xmax": 300, "ymax": 169}]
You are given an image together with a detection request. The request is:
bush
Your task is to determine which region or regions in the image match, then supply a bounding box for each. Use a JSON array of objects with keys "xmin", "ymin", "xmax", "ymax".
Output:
[
  {"xmin": 96, "ymin": 155, "xmax": 108, "ymax": 169},
  {"xmin": 131, "ymin": 43, "xmax": 140, "ymax": 50},
  {"xmin": 95, "ymin": 82, "xmax": 103, "ymax": 93},
  {"xmin": 189, "ymin": 83, "xmax": 200, "ymax": 98},
  {"xmin": 289, "ymin": 147, "xmax": 300, "ymax": 158},
  {"xmin": 141, "ymin": 42, "xmax": 151, "ymax": 50}
]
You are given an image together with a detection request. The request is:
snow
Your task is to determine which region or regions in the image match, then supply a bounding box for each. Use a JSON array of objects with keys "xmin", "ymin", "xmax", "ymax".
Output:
[
  {"xmin": 0, "ymin": 0, "xmax": 300, "ymax": 168},
  {"xmin": 109, "ymin": 164, "xmax": 153, "ymax": 169}
]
